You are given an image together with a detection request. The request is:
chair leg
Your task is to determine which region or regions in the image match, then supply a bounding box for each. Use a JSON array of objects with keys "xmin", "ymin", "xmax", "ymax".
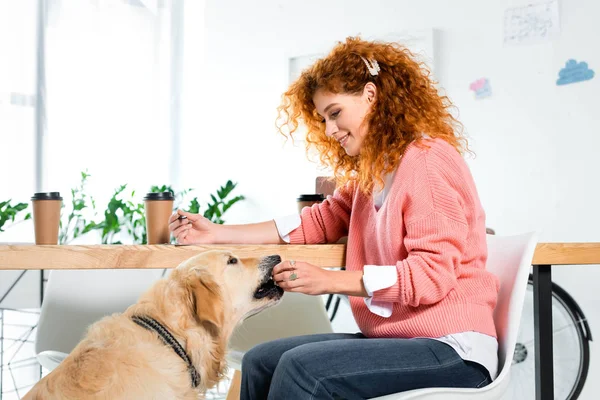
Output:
[{"xmin": 226, "ymin": 369, "xmax": 241, "ymax": 400}]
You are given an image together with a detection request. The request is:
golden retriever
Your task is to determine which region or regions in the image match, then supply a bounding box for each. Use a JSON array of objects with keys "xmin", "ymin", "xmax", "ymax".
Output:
[{"xmin": 24, "ymin": 251, "xmax": 284, "ymax": 400}]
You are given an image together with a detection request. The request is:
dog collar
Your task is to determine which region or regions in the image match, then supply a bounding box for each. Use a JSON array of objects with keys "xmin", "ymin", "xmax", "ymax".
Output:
[{"xmin": 131, "ymin": 315, "xmax": 200, "ymax": 388}]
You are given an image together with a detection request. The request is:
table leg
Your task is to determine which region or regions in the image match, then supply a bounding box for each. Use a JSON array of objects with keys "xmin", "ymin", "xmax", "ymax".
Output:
[
  {"xmin": 1, "ymin": 309, "xmax": 4, "ymax": 397},
  {"xmin": 40, "ymin": 269, "xmax": 45, "ymax": 305},
  {"xmin": 533, "ymin": 265, "xmax": 554, "ymax": 400},
  {"xmin": 226, "ymin": 369, "xmax": 242, "ymax": 400}
]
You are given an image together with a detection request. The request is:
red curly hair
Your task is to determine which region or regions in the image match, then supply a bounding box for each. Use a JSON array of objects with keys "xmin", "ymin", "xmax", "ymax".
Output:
[{"xmin": 276, "ymin": 36, "xmax": 470, "ymax": 194}]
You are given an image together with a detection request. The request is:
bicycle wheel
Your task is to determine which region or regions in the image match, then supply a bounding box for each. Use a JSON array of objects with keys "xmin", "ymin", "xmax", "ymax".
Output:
[
  {"xmin": 503, "ymin": 276, "xmax": 590, "ymax": 399},
  {"xmin": 325, "ymin": 293, "xmax": 343, "ymax": 322}
]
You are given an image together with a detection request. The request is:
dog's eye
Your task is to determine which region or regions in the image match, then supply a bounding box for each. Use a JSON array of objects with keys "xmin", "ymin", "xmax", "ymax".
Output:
[{"xmin": 227, "ymin": 257, "xmax": 238, "ymax": 265}]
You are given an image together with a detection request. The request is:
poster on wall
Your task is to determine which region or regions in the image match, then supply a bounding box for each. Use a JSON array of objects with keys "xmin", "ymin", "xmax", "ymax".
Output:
[
  {"xmin": 503, "ymin": 0, "xmax": 560, "ymax": 45},
  {"xmin": 556, "ymin": 59, "xmax": 595, "ymax": 86}
]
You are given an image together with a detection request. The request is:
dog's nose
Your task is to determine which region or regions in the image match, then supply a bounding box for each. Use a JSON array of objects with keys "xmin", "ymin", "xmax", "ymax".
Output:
[
  {"xmin": 259, "ymin": 255, "xmax": 281, "ymax": 274},
  {"xmin": 259, "ymin": 255, "xmax": 281, "ymax": 277},
  {"xmin": 263, "ymin": 255, "xmax": 281, "ymax": 266}
]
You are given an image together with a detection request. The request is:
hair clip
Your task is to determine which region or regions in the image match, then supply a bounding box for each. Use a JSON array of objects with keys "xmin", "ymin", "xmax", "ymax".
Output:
[{"xmin": 360, "ymin": 56, "xmax": 380, "ymax": 76}]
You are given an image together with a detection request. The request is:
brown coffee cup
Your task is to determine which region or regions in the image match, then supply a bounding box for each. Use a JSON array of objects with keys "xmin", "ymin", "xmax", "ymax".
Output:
[
  {"xmin": 296, "ymin": 194, "xmax": 325, "ymax": 213},
  {"xmin": 144, "ymin": 192, "xmax": 175, "ymax": 244},
  {"xmin": 31, "ymin": 192, "xmax": 63, "ymax": 245}
]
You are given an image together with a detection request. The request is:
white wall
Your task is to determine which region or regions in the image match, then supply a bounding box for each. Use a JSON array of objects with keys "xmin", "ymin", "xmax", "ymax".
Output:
[{"xmin": 182, "ymin": 0, "xmax": 599, "ymax": 398}]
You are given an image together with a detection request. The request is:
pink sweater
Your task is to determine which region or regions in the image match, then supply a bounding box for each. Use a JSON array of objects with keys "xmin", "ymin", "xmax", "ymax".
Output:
[{"xmin": 289, "ymin": 138, "xmax": 500, "ymax": 339}]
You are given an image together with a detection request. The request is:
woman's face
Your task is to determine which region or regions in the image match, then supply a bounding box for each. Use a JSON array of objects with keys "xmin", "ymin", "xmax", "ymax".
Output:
[{"xmin": 313, "ymin": 83, "xmax": 376, "ymax": 157}]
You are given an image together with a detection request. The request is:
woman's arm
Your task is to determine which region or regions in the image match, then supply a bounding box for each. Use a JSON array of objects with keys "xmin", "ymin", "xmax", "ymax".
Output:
[
  {"xmin": 273, "ymin": 261, "xmax": 368, "ymax": 297},
  {"xmin": 289, "ymin": 182, "xmax": 355, "ymax": 244},
  {"xmin": 329, "ymin": 270, "xmax": 368, "ymax": 297},
  {"xmin": 169, "ymin": 210, "xmax": 285, "ymax": 245},
  {"xmin": 216, "ymin": 220, "xmax": 286, "ymax": 244}
]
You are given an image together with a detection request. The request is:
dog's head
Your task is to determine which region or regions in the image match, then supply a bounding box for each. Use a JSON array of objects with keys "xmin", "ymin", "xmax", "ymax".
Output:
[{"xmin": 170, "ymin": 250, "xmax": 283, "ymax": 336}]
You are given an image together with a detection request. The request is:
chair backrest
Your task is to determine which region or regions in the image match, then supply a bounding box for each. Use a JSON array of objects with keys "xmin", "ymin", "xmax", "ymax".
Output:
[
  {"xmin": 35, "ymin": 269, "xmax": 165, "ymax": 355},
  {"xmin": 228, "ymin": 292, "xmax": 334, "ymax": 354},
  {"xmin": 487, "ymin": 232, "xmax": 538, "ymax": 382}
]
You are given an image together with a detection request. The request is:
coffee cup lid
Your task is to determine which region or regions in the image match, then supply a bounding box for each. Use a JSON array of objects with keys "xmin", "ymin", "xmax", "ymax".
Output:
[
  {"xmin": 297, "ymin": 194, "xmax": 325, "ymax": 202},
  {"xmin": 143, "ymin": 192, "xmax": 174, "ymax": 201},
  {"xmin": 31, "ymin": 192, "xmax": 62, "ymax": 201}
]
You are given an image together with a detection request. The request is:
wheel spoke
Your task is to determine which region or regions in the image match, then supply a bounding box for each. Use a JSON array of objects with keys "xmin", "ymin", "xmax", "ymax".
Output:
[
  {"xmin": 520, "ymin": 317, "xmax": 587, "ymax": 347},
  {"xmin": 509, "ymin": 281, "xmax": 589, "ymax": 399}
]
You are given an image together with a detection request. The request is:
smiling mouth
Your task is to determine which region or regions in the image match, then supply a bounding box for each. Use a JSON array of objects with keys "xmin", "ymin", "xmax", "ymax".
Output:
[{"xmin": 338, "ymin": 133, "xmax": 350, "ymax": 146}]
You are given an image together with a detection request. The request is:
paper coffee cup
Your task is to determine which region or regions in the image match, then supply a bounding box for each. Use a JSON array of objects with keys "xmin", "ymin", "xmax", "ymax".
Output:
[
  {"xmin": 296, "ymin": 194, "xmax": 325, "ymax": 213},
  {"xmin": 144, "ymin": 192, "xmax": 174, "ymax": 244},
  {"xmin": 31, "ymin": 192, "xmax": 63, "ymax": 245}
]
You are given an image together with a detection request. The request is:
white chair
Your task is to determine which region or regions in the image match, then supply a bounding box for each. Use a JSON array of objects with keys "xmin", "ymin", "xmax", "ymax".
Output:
[
  {"xmin": 370, "ymin": 232, "xmax": 539, "ymax": 400},
  {"xmin": 35, "ymin": 269, "xmax": 166, "ymax": 371},
  {"xmin": 225, "ymin": 292, "xmax": 334, "ymax": 399}
]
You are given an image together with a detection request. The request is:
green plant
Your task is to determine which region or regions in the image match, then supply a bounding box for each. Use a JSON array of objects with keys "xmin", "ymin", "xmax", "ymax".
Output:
[
  {"xmin": 150, "ymin": 185, "xmax": 175, "ymax": 197},
  {"xmin": 97, "ymin": 180, "xmax": 245, "ymax": 243},
  {"xmin": 59, "ymin": 170, "xmax": 100, "ymax": 244},
  {"xmin": 98, "ymin": 185, "xmax": 146, "ymax": 244},
  {"xmin": 187, "ymin": 197, "xmax": 201, "ymax": 215},
  {"xmin": 201, "ymin": 180, "xmax": 245, "ymax": 224},
  {"xmin": 0, "ymin": 200, "xmax": 31, "ymax": 232},
  {"xmin": 0, "ymin": 172, "xmax": 98, "ymax": 242},
  {"xmin": 0, "ymin": 173, "xmax": 246, "ymax": 244},
  {"xmin": 99, "ymin": 184, "xmax": 181, "ymax": 244}
]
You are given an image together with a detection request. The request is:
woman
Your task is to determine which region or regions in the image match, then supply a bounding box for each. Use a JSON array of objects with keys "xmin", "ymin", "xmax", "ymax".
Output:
[{"xmin": 169, "ymin": 37, "xmax": 499, "ymax": 400}]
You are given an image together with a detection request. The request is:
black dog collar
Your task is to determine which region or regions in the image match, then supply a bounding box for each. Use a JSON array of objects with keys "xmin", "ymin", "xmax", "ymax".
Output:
[{"xmin": 131, "ymin": 315, "xmax": 200, "ymax": 388}]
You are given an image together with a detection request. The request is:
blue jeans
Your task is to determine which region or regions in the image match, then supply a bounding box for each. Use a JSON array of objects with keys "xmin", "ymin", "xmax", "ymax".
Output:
[{"xmin": 240, "ymin": 333, "xmax": 491, "ymax": 400}]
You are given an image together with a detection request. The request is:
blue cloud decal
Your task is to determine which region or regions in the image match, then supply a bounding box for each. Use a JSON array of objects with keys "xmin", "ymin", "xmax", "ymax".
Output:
[{"xmin": 557, "ymin": 59, "xmax": 595, "ymax": 85}]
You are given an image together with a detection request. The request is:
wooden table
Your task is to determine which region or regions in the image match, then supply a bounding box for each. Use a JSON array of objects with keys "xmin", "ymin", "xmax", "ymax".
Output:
[
  {"xmin": 1, "ymin": 242, "xmax": 599, "ymax": 400},
  {"xmin": 0, "ymin": 244, "xmax": 346, "ymax": 270},
  {"xmin": 531, "ymin": 243, "xmax": 600, "ymax": 400}
]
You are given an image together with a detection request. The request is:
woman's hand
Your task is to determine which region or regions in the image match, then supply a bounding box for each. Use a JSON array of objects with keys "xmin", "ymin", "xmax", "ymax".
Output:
[
  {"xmin": 274, "ymin": 260, "xmax": 368, "ymax": 297},
  {"xmin": 273, "ymin": 260, "xmax": 334, "ymax": 295},
  {"xmin": 168, "ymin": 210, "xmax": 219, "ymax": 245}
]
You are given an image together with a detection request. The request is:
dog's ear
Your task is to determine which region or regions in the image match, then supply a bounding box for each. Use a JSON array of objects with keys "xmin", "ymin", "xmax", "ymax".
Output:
[{"xmin": 186, "ymin": 268, "xmax": 224, "ymax": 337}]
